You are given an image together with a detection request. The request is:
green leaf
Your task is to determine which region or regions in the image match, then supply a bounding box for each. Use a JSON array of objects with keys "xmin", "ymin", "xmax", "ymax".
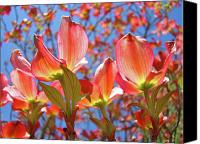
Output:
[
  {"xmin": 39, "ymin": 82, "xmax": 66, "ymax": 114},
  {"xmin": 59, "ymin": 66, "xmax": 81, "ymax": 113},
  {"xmin": 143, "ymin": 89, "xmax": 155, "ymax": 117},
  {"xmin": 155, "ymin": 91, "xmax": 174, "ymax": 116},
  {"xmin": 148, "ymin": 83, "xmax": 165, "ymax": 118}
]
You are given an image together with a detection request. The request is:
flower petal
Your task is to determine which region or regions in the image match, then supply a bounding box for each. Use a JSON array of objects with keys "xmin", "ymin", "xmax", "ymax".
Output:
[
  {"xmin": 108, "ymin": 87, "xmax": 123, "ymax": 103},
  {"xmin": 10, "ymin": 49, "xmax": 31, "ymax": 73},
  {"xmin": 37, "ymin": 91, "xmax": 49, "ymax": 103},
  {"xmin": 57, "ymin": 16, "xmax": 88, "ymax": 71},
  {"xmin": 135, "ymin": 110, "xmax": 151, "ymax": 129},
  {"xmin": 3, "ymin": 86, "xmax": 25, "ymax": 101},
  {"xmin": 12, "ymin": 98, "xmax": 29, "ymax": 111},
  {"xmin": 93, "ymin": 58, "xmax": 117, "ymax": 101},
  {"xmin": 116, "ymin": 72, "xmax": 141, "ymax": 94},
  {"xmin": 45, "ymin": 105, "xmax": 61, "ymax": 117},
  {"xmin": 10, "ymin": 69, "xmax": 37, "ymax": 100},
  {"xmin": 1, "ymin": 121, "xmax": 28, "ymax": 138},
  {"xmin": 0, "ymin": 91, "xmax": 12, "ymax": 107},
  {"xmin": 79, "ymin": 79, "xmax": 93, "ymax": 95},
  {"xmin": 77, "ymin": 83, "xmax": 101, "ymax": 109},
  {"xmin": 77, "ymin": 97, "xmax": 91, "ymax": 109},
  {"xmin": 32, "ymin": 35, "xmax": 63, "ymax": 81},
  {"xmin": 146, "ymin": 41, "xmax": 176, "ymax": 85},
  {"xmin": 0, "ymin": 73, "xmax": 10, "ymax": 106},
  {"xmin": 115, "ymin": 33, "xmax": 154, "ymax": 86},
  {"xmin": 73, "ymin": 57, "xmax": 88, "ymax": 73},
  {"xmin": 0, "ymin": 73, "xmax": 9, "ymax": 90},
  {"xmin": 90, "ymin": 84, "xmax": 102, "ymax": 104}
]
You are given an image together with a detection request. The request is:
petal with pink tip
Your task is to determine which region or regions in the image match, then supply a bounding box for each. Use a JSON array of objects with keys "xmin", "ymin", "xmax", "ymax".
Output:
[
  {"xmin": 57, "ymin": 16, "xmax": 88, "ymax": 71},
  {"xmin": 115, "ymin": 33, "xmax": 154, "ymax": 86},
  {"xmin": 32, "ymin": 35, "xmax": 63, "ymax": 81},
  {"xmin": 10, "ymin": 69, "xmax": 37, "ymax": 100},
  {"xmin": 93, "ymin": 58, "xmax": 117, "ymax": 101},
  {"xmin": 10, "ymin": 49, "xmax": 31, "ymax": 73}
]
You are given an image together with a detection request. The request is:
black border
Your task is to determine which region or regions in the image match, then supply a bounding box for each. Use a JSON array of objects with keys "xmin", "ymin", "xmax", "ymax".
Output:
[{"xmin": 183, "ymin": 0, "xmax": 197, "ymax": 142}]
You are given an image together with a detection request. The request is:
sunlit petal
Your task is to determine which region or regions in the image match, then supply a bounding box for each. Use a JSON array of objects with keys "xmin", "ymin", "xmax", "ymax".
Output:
[
  {"xmin": 115, "ymin": 33, "xmax": 154, "ymax": 86},
  {"xmin": 73, "ymin": 57, "xmax": 88, "ymax": 72},
  {"xmin": 57, "ymin": 16, "xmax": 88, "ymax": 70},
  {"xmin": 10, "ymin": 69, "xmax": 37, "ymax": 100},
  {"xmin": 1, "ymin": 121, "xmax": 29, "ymax": 138},
  {"xmin": 116, "ymin": 72, "xmax": 141, "ymax": 94},
  {"xmin": 108, "ymin": 87, "xmax": 123, "ymax": 103},
  {"xmin": 146, "ymin": 41, "xmax": 176, "ymax": 85},
  {"xmin": 32, "ymin": 35, "xmax": 63, "ymax": 81},
  {"xmin": 10, "ymin": 49, "xmax": 31, "ymax": 73},
  {"xmin": 0, "ymin": 73, "xmax": 10, "ymax": 106},
  {"xmin": 93, "ymin": 58, "xmax": 117, "ymax": 101}
]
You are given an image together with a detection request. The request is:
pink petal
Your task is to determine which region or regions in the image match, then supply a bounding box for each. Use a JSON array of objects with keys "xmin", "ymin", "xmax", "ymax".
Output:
[
  {"xmin": 79, "ymin": 79, "xmax": 93, "ymax": 95},
  {"xmin": 116, "ymin": 72, "xmax": 141, "ymax": 94},
  {"xmin": 10, "ymin": 49, "xmax": 31, "ymax": 73},
  {"xmin": 1, "ymin": 121, "xmax": 29, "ymax": 138},
  {"xmin": 108, "ymin": 87, "xmax": 123, "ymax": 103},
  {"xmin": 93, "ymin": 57, "xmax": 117, "ymax": 101},
  {"xmin": 57, "ymin": 16, "xmax": 88, "ymax": 71},
  {"xmin": 3, "ymin": 86, "xmax": 25, "ymax": 101},
  {"xmin": 0, "ymin": 73, "xmax": 10, "ymax": 106},
  {"xmin": 77, "ymin": 97, "xmax": 91, "ymax": 109},
  {"xmin": 115, "ymin": 33, "xmax": 154, "ymax": 86},
  {"xmin": 78, "ymin": 83, "xmax": 101, "ymax": 109},
  {"xmin": 146, "ymin": 41, "xmax": 176, "ymax": 85},
  {"xmin": 90, "ymin": 83, "xmax": 102, "ymax": 103},
  {"xmin": 31, "ymin": 35, "xmax": 63, "ymax": 81},
  {"xmin": 73, "ymin": 57, "xmax": 88, "ymax": 73},
  {"xmin": 0, "ymin": 91, "xmax": 12, "ymax": 107},
  {"xmin": 0, "ymin": 73, "xmax": 8, "ymax": 90},
  {"xmin": 37, "ymin": 91, "xmax": 49, "ymax": 103},
  {"xmin": 10, "ymin": 69, "xmax": 37, "ymax": 100},
  {"xmin": 12, "ymin": 98, "xmax": 29, "ymax": 111}
]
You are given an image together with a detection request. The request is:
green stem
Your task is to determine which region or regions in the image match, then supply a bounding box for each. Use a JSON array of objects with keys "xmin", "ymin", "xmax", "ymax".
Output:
[
  {"xmin": 150, "ymin": 117, "xmax": 159, "ymax": 142},
  {"xmin": 99, "ymin": 105, "xmax": 109, "ymax": 120},
  {"xmin": 143, "ymin": 88, "xmax": 159, "ymax": 142},
  {"xmin": 64, "ymin": 115, "xmax": 76, "ymax": 140},
  {"xmin": 59, "ymin": 78, "xmax": 71, "ymax": 117},
  {"xmin": 99, "ymin": 105, "xmax": 116, "ymax": 141}
]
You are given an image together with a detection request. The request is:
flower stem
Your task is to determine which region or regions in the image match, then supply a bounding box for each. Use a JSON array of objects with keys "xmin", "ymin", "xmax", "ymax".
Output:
[{"xmin": 99, "ymin": 105, "xmax": 116, "ymax": 141}]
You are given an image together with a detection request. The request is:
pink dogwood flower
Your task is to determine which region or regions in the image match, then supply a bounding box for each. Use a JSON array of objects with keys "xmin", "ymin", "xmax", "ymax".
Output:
[{"xmin": 31, "ymin": 16, "xmax": 88, "ymax": 81}]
